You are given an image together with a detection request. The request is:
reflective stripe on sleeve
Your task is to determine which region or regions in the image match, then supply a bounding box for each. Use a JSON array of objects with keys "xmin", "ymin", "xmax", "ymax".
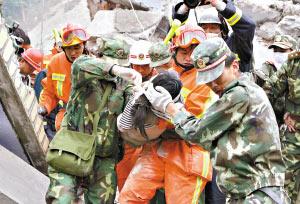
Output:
[{"xmin": 226, "ymin": 8, "xmax": 242, "ymax": 26}]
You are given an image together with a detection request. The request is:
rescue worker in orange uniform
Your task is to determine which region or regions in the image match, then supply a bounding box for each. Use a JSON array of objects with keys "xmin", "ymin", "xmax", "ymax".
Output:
[
  {"xmin": 116, "ymin": 40, "xmax": 157, "ymax": 191},
  {"xmin": 18, "ymin": 48, "xmax": 43, "ymax": 90},
  {"xmin": 119, "ymin": 24, "xmax": 215, "ymax": 204},
  {"xmin": 171, "ymin": 25, "xmax": 218, "ymax": 117},
  {"xmin": 38, "ymin": 24, "xmax": 90, "ymax": 130}
]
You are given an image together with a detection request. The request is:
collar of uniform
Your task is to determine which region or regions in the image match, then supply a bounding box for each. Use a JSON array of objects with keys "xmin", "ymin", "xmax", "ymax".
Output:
[{"xmin": 221, "ymin": 79, "xmax": 240, "ymax": 97}]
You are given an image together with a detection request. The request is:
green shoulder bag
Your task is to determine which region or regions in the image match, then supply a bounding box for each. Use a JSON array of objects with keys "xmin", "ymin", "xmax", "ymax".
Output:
[{"xmin": 46, "ymin": 84, "xmax": 112, "ymax": 177}]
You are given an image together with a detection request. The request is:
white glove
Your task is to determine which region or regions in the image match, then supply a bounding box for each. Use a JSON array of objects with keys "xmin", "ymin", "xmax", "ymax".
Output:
[
  {"xmin": 112, "ymin": 65, "xmax": 142, "ymax": 86},
  {"xmin": 132, "ymin": 86, "xmax": 144, "ymax": 104},
  {"xmin": 144, "ymin": 83, "xmax": 173, "ymax": 113},
  {"xmin": 205, "ymin": 0, "xmax": 225, "ymax": 9}
]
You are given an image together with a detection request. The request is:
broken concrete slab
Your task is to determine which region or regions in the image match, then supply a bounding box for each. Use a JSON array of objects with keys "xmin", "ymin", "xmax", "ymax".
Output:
[{"xmin": 0, "ymin": 145, "xmax": 49, "ymax": 204}]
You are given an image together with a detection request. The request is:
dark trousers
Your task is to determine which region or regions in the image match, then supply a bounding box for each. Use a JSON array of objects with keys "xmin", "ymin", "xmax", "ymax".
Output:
[{"xmin": 205, "ymin": 169, "xmax": 226, "ymax": 204}]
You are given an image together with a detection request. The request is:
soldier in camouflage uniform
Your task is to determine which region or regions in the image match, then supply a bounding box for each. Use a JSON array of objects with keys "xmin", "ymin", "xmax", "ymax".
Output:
[
  {"xmin": 149, "ymin": 42, "xmax": 172, "ymax": 73},
  {"xmin": 144, "ymin": 37, "xmax": 289, "ymax": 203},
  {"xmin": 254, "ymin": 35, "xmax": 297, "ymax": 125},
  {"xmin": 46, "ymin": 39, "xmax": 141, "ymax": 204},
  {"xmin": 264, "ymin": 51, "xmax": 300, "ymax": 203}
]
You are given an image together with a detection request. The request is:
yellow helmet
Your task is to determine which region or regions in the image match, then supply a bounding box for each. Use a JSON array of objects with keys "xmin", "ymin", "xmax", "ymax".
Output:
[{"xmin": 61, "ymin": 24, "xmax": 90, "ymax": 47}]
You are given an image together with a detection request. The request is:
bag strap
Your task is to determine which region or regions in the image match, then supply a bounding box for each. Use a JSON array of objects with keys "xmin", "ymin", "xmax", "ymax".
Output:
[{"xmin": 92, "ymin": 84, "xmax": 113, "ymax": 135}]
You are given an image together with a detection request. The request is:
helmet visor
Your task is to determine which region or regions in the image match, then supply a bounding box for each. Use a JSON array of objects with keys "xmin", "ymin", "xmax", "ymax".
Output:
[
  {"xmin": 175, "ymin": 30, "xmax": 206, "ymax": 49},
  {"xmin": 62, "ymin": 29, "xmax": 89, "ymax": 45}
]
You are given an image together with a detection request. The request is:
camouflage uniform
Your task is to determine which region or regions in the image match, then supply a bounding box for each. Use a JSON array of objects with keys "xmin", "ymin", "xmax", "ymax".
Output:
[
  {"xmin": 171, "ymin": 38, "xmax": 288, "ymax": 203},
  {"xmin": 149, "ymin": 42, "xmax": 172, "ymax": 68},
  {"xmin": 264, "ymin": 51, "xmax": 300, "ymax": 203},
  {"xmin": 254, "ymin": 35, "xmax": 297, "ymax": 124},
  {"xmin": 46, "ymin": 39, "xmax": 132, "ymax": 204}
]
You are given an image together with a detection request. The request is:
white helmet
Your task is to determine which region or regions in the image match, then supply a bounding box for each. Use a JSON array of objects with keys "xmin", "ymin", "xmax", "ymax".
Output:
[
  {"xmin": 129, "ymin": 40, "xmax": 151, "ymax": 65},
  {"xmin": 196, "ymin": 7, "xmax": 221, "ymax": 25}
]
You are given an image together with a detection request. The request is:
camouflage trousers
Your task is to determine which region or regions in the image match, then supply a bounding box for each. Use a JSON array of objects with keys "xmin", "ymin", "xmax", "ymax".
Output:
[
  {"xmin": 281, "ymin": 131, "xmax": 300, "ymax": 204},
  {"xmin": 46, "ymin": 157, "xmax": 117, "ymax": 204},
  {"xmin": 226, "ymin": 187, "xmax": 290, "ymax": 204}
]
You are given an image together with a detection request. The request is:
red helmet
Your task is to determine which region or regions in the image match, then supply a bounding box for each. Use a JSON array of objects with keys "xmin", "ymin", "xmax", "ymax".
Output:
[
  {"xmin": 61, "ymin": 24, "xmax": 90, "ymax": 47},
  {"xmin": 21, "ymin": 48, "xmax": 43, "ymax": 72},
  {"xmin": 172, "ymin": 24, "xmax": 206, "ymax": 50}
]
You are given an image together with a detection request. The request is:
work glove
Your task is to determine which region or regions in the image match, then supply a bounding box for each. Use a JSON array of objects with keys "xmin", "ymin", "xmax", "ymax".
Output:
[
  {"xmin": 144, "ymin": 83, "xmax": 173, "ymax": 113},
  {"xmin": 205, "ymin": 0, "xmax": 227, "ymax": 10},
  {"xmin": 111, "ymin": 65, "xmax": 142, "ymax": 86},
  {"xmin": 37, "ymin": 105, "xmax": 48, "ymax": 117}
]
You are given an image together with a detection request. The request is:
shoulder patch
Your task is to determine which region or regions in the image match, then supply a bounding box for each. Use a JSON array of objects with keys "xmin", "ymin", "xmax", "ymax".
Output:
[{"xmin": 288, "ymin": 51, "xmax": 300, "ymax": 60}]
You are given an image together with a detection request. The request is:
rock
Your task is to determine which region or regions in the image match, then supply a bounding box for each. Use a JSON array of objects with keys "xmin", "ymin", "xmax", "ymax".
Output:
[
  {"xmin": 253, "ymin": 36, "xmax": 273, "ymax": 70},
  {"xmin": 28, "ymin": 0, "xmax": 91, "ymax": 54},
  {"xmin": 110, "ymin": 0, "xmax": 150, "ymax": 11},
  {"xmin": 238, "ymin": 0, "xmax": 281, "ymax": 25},
  {"xmin": 115, "ymin": 10, "xmax": 161, "ymax": 34},
  {"xmin": 270, "ymin": 0, "xmax": 300, "ymax": 16},
  {"xmin": 292, "ymin": 0, "xmax": 300, "ymax": 3},
  {"xmin": 283, "ymin": 2, "xmax": 300, "ymax": 15},
  {"xmin": 88, "ymin": 9, "xmax": 163, "ymax": 41},
  {"xmin": 256, "ymin": 22, "xmax": 278, "ymax": 40},
  {"xmin": 87, "ymin": 11, "xmax": 116, "ymax": 36},
  {"xmin": 276, "ymin": 16, "xmax": 300, "ymax": 39}
]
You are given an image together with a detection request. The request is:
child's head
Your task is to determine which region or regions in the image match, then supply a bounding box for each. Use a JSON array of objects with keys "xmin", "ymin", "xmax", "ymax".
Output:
[
  {"xmin": 131, "ymin": 71, "xmax": 182, "ymax": 139},
  {"xmin": 151, "ymin": 70, "xmax": 182, "ymax": 100}
]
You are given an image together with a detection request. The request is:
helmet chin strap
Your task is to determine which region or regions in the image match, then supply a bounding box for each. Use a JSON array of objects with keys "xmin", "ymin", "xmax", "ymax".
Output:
[
  {"xmin": 142, "ymin": 68, "xmax": 155, "ymax": 81},
  {"xmin": 61, "ymin": 46, "xmax": 74, "ymax": 63},
  {"xmin": 173, "ymin": 52, "xmax": 194, "ymax": 71},
  {"xmin": 62, "ymin": 43, "xmax": 86, "ymax": 63}
]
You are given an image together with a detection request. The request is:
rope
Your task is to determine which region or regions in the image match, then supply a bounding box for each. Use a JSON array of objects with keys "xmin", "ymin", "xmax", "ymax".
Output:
[{"xmin": 127, "ymin": 0, "xmax": 148, "ymax": 40}]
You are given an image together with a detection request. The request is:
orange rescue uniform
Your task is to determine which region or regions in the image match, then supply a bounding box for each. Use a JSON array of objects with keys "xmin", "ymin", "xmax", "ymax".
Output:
[
  {"xmin": 119, "ymin": 64, "xmax": 216, "ymax": 204},
  {"xmin": 39, "ymin": 52, "xmax": 72, "ymax": 130},
  {"xmin": 116, "ymin": 69, "xmax": 158, "ymax": 191},
  {"xmin": 43, "ymin": 48, "xmax": 59, "ymax": 69}
]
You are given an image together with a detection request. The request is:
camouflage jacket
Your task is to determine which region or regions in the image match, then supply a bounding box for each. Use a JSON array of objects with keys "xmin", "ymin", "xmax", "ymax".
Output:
[
  {"xmin": 254, "ymin": 62, "xmax": 285, "ymax": 124},
  {"xmin": 172, "ymin": 79, "xmax": 285, "ymax": 198},
  {"xmin": 264, "ymin": 52, "xmax": 300, "ymax": 118},
  {"xmin": 64, "ymin": 55, "xmax": 132, "ymax": 158},
  {"xmin": 255, "ymin": 62, "xmax": 277, "ymax": 87}
]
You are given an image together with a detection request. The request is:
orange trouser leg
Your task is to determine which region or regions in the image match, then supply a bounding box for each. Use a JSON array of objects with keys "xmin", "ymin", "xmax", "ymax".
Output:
[
  {"xmin": 55, "ymin": 109, "xmax": 65, "ymax": 130},
  {"xmin": 119, "ymin": 144, "xmax": 164, "ymax": 204},
  {"xmin": 164, "ymin": 160, "xmax": 207, "ymax": 204},
  {"xmin": 116, "ymin": 144, "xmax": 142, "ymax": 191}
]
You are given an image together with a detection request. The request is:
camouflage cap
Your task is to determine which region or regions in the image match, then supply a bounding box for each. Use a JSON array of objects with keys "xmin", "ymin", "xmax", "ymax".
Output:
[
  {"xmin": 191, "ymin": 37, "xmax": 231, "ymax": 84},
  {"xmin": 100, "ymin": 38, "xmax": 130, "ymax": 66},
  {"xmin": 269, "ymin": 34, "xmax": 298, "ymax": 51},
  {"xmin": 149, "ymin": 42, "xmax": 172, "ymax": 68}
]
